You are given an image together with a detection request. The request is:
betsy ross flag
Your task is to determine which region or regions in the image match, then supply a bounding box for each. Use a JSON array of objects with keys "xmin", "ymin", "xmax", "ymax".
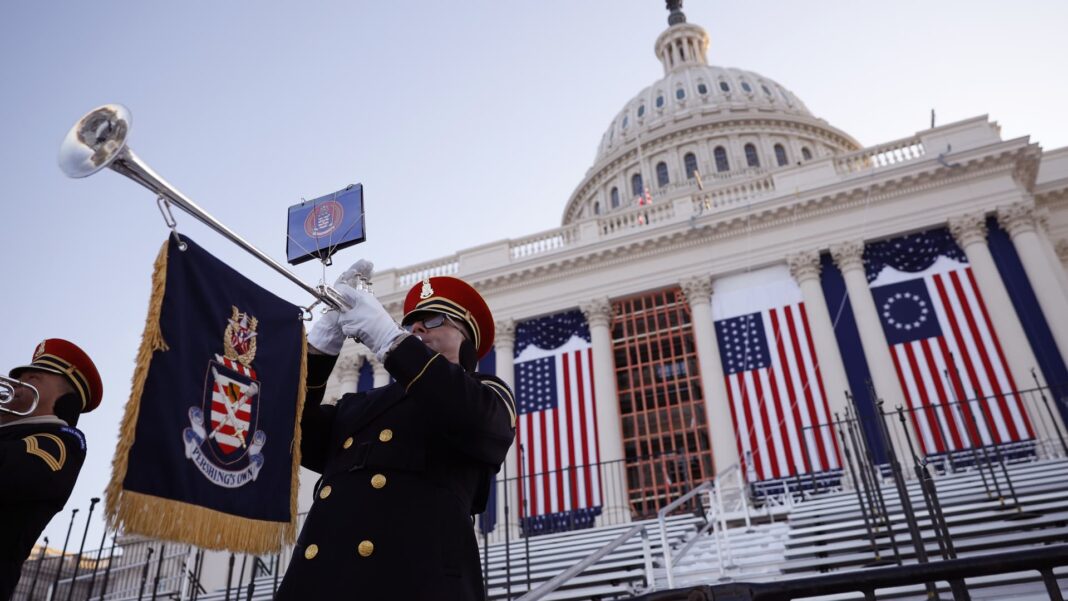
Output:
[
  {"xmin": 713, "ymin": 267, "xmax": 841, "ymax": 482},
  {"xmin": 515, "ymin": 310, "xmax": 602, "ymax": 535},
  {"xmin": 867, "ymin": 230, "xmax": 1034, "ymax": 456}
]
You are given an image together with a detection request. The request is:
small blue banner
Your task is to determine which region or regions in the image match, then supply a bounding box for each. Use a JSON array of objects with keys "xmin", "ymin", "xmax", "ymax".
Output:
[{"xmin": 286, "ymin": 184, "xmax": 366, "ymax": 265}]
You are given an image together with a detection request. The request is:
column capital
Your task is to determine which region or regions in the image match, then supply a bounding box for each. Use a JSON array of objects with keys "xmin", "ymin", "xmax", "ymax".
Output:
[
  {"xmin": 786, "ymin": 249, "xmax": 822, "ymax": 283},
  {"xmin": 679, "ymin": 276, "xmax": 712, "ymax": 307},
  {"xmin": 997, "ymin": 202, "xmax": 1038, "ymax": 239},
  {"xmin": 495, "ymin": 319, "xmax": 516, "ymax": 348},
  {"xmin": 371, "ymin": 358, "xmax": 388, "ymax": 377},
  {"xmin": 829, "ymin": 240, "xmax": 866, "ymax": 274},
  {"xmin": 948, "ymin": 212, "xmax": 988, "ymax": 249},
  {"xmin": 580, "ymin": 297, "xmax": 614, "ymax": 328},
  {"xmin": 1056, "ymin": 239, "xmax": 1068, "ymax": 264}
]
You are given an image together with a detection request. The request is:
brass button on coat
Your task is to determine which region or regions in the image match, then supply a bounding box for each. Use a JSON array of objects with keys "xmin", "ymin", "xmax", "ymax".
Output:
[
  {"xmin": 343, "ymin": 437, "xmax": 354, "ymax": 449},
  {"xmin": 358, "ymin": 540, "xmax": 374, "ymax": 557},
  {"xmin": 370, "ymin": 474, "xmax": 387, "ymax": 489},
  {"xmin": 319, "ymin": 485, "xmax": 332, "ymax": 499},
  {"xmin": 378, "ymin": 429, "xmax": 393, "ymax": 442},
  {"xmin": 304, "ymin": 544, "xmax": 319, "ymax": 559}
]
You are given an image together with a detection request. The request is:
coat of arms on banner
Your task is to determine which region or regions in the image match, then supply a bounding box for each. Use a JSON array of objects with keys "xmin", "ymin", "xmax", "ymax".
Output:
[{"xmin": 182, "ymin": 306, "xmax": 267, "ymax": 488}]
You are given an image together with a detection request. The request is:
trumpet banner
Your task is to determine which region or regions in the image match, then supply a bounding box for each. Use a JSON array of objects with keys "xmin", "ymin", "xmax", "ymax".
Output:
[{"xmin": 106, "ymin": 236, "xmax": 307, "ymax": 553}]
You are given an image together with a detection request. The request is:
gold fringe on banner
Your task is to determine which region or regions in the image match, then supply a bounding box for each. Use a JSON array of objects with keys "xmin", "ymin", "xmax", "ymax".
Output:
[{"xmin": 105, "ymin": 239, "xmax": 308, "ymax": 554}]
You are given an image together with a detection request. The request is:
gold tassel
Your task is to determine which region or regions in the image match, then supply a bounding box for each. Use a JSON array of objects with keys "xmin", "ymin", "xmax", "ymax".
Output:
[
  {"xmin": 105, "ymin": 240, "xmax": 170, "ymax": 531},
  {"xmin": 285, "ymin": 330, "xmax": 309, "ymax": 546}
]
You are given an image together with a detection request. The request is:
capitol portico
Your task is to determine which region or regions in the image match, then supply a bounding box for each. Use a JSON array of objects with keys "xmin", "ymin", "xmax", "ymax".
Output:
[{"xmin": 312, "ymin": 2, "xmax": 1068, "ymax": 533}]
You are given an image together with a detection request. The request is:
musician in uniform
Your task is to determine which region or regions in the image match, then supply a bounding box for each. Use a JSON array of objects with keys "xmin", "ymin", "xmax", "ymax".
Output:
[
  {"xmin": 277, "ymin": 273, "xmax": 516, "ymax": 601},
  {"xmin": 0, "ymin": 339, "xmax": 102, "ymax": 601}
]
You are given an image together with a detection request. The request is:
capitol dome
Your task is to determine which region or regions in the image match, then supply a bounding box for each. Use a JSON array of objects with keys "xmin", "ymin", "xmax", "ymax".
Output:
[{"xmin": 562, "ymin": 5, "xmax": 861, "ymax": 225}]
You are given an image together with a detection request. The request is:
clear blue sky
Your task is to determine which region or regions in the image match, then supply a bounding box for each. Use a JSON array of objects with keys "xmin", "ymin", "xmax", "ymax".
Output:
[{"xmin": 2, "ymin": 0, "xmax": 1066, "ymax": 551}]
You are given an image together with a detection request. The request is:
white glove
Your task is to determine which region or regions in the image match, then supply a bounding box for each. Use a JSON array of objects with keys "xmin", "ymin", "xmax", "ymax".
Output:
[
  {"xmin": 307, "ymin": 308, "xmax": 344, "ymax": 355},
  {"xmin": 335, "ymin": 283, "xmax": 407, "ymax": 362},
  {"xmin": 306, "ymin": 260, "xmax": 376, "ymax": 355}
]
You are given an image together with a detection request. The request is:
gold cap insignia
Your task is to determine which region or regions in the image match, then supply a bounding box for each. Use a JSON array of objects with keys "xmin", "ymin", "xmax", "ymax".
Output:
[
  {"xmin": 34, "ymin": 341, "xmax": 46, "ymax": 359},
  {"xmin": 419, "ymin": 278, "xmax": 434, "ymax": 299}
]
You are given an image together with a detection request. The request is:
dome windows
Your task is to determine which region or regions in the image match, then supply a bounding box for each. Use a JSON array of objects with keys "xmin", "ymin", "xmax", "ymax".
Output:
[
  {"xmin": 637, "ymin": 104, "xmax": 645, "ymax": 118},
  {"xmin": 622, "ymin": 115, "xmax": 629, "ymax": 129},
  {"xmin": 610, "ymin": 187, "xmax": 620, "ymax": 209},
  {"xmin": 631, "ymin": 173, "xmax": 644, "ymax": 198},
  {"xmin": 656, "ymin": 95, "xmax": 665, "ymax": 109},
  {"xmin": 697, "ymin": 83, "xmax": 708, "ymax": 95},
  {"xmin": 801, "ymin": 146, "xmax": 813, "ymax": 161},
  {"xmin": 656, "ymin": 162, "xmax": 669, "ymax": 188},
  {"xmin": 684, "ymin": 153, "xmax": 698, "ymax": 180},
  {"xmin": 676, "ymin": 88, "xmax": 686, "ymax": 100},
  {"xmin": 714, "ymin": 146, "xmax": 729, "ymax": 172},
  {"xmin": 762, "ymin": 84, "xmax": 773, "ymax": 96},
  {"xmin": 745, "ymin": 143, "xmax": 760, "ymax": 168},
  {"xmin": 774, "ymin": 144, "xmax": 788, "ymax": 167},
  {"xmin": 719, "ymin": 81, "xmax": 730, "ymax": 93},
  {"xmin": 741, "ymin": 81, "xmax": 753, "ymax": 93},
  {"xmin": 593, "ymin": 201, "xmax": 601, "ymax": 215}
]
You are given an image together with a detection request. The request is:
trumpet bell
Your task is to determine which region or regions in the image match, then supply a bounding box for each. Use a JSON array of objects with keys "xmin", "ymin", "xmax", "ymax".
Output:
[
  {"xmin": 0, "ymin": 375, "xmax": 40, "ymax": 416},
  {"xmin": 59, "ymin": 103, "xmax": 132, "ymax": 178}
]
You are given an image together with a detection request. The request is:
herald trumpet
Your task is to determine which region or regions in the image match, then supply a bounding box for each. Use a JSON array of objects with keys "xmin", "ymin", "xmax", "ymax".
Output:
[
  {"xmin": 58, "ymin": 104, "xmax": 358, "ymax": 312},
  {"xmin": 0, "ymin": 375, "xmax": 40, "ymax": 416}
]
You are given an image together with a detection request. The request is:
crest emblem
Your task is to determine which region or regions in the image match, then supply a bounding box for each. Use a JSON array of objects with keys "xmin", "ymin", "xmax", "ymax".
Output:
[
  {"xmin": 420, "ymin": 278, "xmax": 434, "ymax": 299},
  {"xmin": 303, "ymin": 200, "xmax": 344, "ymax": 239},
  {"xmin": 34, "ymin": 341, "xmax": 46, "ymax": 359},
  {"xmin": 224, "ymin": 306, "xmax": 258, "ymax": 367},
  {"xmin": 181, "ymin": 308, "xmax": 268, "ymax": 488}
]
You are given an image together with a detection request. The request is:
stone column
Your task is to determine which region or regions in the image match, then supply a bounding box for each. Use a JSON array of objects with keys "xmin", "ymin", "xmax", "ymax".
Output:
[
  {"xmin": 1034, "ymin": 208, "xmax": 1068, "ymax": 300},
  {"xmin": 948, "ymin": 212, "xmax": 1044, "ymax": 387},
  {"xmin": 336, "ymin": 353, "xmax": 363, "ymax": 396},
  {"xmin": 679, "ymin": 276, "xmax": 739, "ymax": 473},
  {"xmin": 786, "ymin": 250, "xmax": 852, "ymax": 418},
  {"xmin": 580, "ymin": 298, "xmax": 625, "ymax": 464},
  {"xmin": 830, "ymin": 240, "xmax": 914, "ymax": 462},
  {"xmin": 371, "ymin": 358, "xmax": 390, "ymax": 388},
  {"xmin": 998, "ymin": 202, "xmax": 1068, "ymax": 367},
  {"xmin": 492, "ymin": 319, "xmax": 519, "ymax": 537}
]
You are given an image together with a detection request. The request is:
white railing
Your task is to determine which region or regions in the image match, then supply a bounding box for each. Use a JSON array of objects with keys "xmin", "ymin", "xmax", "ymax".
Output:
[
  {"xmin": 835, "ymin": 136, "xmax": 926, "ymax": 174},
  {"xmin": 509, "ymin": 226, "xmax": 578, "ymax": 259},
  {"xmin": 598, "ymin": 201, "xmax": 676, "ymax": 236},
  {"xmin": 396, "ymin": 257, "xmax": 460, "ymax": 287},
  {"xmin": 695, "ymin": 175, "xmax": 776, "ymax": 211}
]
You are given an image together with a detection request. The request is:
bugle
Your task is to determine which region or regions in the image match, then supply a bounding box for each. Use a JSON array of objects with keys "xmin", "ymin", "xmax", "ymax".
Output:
[{"xmin": 57, "ymin": 104, "xmax": 357, "ymax": 312}]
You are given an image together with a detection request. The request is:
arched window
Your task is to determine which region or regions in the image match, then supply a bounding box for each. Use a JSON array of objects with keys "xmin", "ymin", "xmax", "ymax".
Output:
[
  {"xmin": 631, "ymin": 173, "xmax": 644, "ymax": 198},
  {"xmin": 744, "ymin": 143, "xmax": 760, "ymax": 168},
  {"xmin": 697, "ymin": 83, "xmax": 708, "ymax": 95},
  {"xmin": 610, "ymin": 187, "xmax": 620, "ymax": 209},
  {"xmin": 656, "ymin": 95, "xmax": 664, "ymax": 108},
  {"xmin": 637, "ymin": 104, "xmax": 645, "ymax": 118},
  {"xmin": 714, "ymin": 146, "xmax": 729, "ymax": 172},
  {"xmin": 593, "ymin": 201, "xmax": 601, "ymax": 215},
  {"xmin": 774, "ymin": 144, "xmax": 788, "ymax": 166},
  {"xmin": 656, "ymin": 162, "xmax": 669, "ymax": 188},
  {"xmin": 676, "ymin": 88, "xmax": 685, "ymax": 100},
  {"xmin": 801, "ymin": 147, "xmax": 813, "ymax": 161},
  {"xmin": 719, "ymin": 81, "xmax": 730, "ymax": 92},
  {"xmin": 622, "ymin": 115, "xmax": 628, "ymax": 129},
  {"xmin": 740, "ymin": 81, "xmax": 752, "ymax": 93},
  {"xmin": 684, "ymin": 153, "xmax": 698, "ymax": 179}
]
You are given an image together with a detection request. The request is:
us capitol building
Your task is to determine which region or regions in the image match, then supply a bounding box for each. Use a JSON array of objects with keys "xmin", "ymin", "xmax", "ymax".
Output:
[{"xmin": 308, "ymin": 3, "xmax": 1068, "ymax": 534}]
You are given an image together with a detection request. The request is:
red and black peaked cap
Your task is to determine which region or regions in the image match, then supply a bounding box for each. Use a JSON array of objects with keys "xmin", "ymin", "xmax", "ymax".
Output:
[
  {"xmin": 401, "ymin": 276, "xmax": 495, "ymax": 359},
  {"xmin": 10, "ymin": 338, "xmax": 103, "ymax": 412}
]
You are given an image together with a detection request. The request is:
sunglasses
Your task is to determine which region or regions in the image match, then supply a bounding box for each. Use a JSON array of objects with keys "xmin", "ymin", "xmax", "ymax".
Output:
[{"xmin": 403, "ymin": 312, "xmax": 453, "ymax": 332}]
